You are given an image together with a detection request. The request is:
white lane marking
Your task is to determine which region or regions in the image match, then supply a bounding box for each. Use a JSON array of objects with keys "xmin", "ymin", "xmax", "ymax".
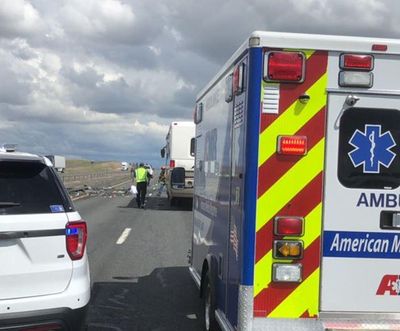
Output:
[{"xmin": 116, "ymin": 228, "xmax": 132, "ymax": 245}]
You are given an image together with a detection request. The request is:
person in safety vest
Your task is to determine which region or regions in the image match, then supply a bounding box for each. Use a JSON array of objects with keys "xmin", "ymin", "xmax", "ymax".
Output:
[{"xmin": 134, "ymin": 162, "xmax": 150, "ymax": 208}]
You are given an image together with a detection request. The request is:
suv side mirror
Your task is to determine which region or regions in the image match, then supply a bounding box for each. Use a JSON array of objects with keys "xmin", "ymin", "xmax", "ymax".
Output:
[{"xmin": 160, "ymin": 147, "xmax": 165, "ymax": 158}]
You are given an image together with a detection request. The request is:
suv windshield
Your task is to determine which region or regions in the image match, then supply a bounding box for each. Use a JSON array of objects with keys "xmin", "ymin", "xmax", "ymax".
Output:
[{"xmin": 0, "ymin": 160, "xmax": 69, "ymax": 215}]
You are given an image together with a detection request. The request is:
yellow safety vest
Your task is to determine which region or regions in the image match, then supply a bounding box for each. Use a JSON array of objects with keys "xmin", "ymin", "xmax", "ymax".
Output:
[{"xmin": 135, "ymin": 167, "xmax": 147, "ymax": 183}]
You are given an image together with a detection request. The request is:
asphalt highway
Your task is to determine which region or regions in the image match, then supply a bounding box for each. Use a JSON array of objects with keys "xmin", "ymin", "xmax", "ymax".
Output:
[{"xmin": 74, "ymin": 182, "xmax": 203, "ymax": 331}]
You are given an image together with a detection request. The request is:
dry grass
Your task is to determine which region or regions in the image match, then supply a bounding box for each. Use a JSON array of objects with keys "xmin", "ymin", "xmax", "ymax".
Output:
[{"xmin": 65, "ymin": 160, "xmax": 124, "ymax": 174}]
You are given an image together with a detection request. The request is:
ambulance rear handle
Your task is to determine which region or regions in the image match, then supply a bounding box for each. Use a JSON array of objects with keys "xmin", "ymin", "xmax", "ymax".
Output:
[
  {"xmin": 345, "ymin": 94, "xmax": 360, "ymax": 106},
  {"xmin": 334, "ymin": 94, "xmax": 360, "ymax": 129},
  {"xmin": 380, "ymin": 211, "xmax": 400, "ymax": 229}
]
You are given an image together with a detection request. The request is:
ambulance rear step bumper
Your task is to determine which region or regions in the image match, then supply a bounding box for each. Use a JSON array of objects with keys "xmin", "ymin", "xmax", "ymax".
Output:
[
  {"xmin": 320, "ymin": 312, "xmax": 400, "ymax": 330},
  {"xmin": 217, "ymin": 314, "xmax": 400, "ymax": 331},
  {"xmin": 251, "ymin": 314, "xmax": 400, "ymax": 331}
]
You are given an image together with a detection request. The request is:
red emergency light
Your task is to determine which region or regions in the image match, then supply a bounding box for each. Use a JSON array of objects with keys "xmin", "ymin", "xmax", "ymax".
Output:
[
  {"xmin": 340, "ymin": 54, "xmax": 374, "ymax": 71},
  {"xmin": 372, "ymin": 44, "xmax": 388, "ymax": 52},
  {"xmin": 233, "ymin": 63, "xmax": 245, "ymax": 95},
  {"xmin": 266, "ymin": 51, "xmax": 305, "ymax": 82},
  {"xmin": 274, "ymin": 217, "xmax": 304, "ymax": 236},
  {"xmin": 277, "ymin": 135, "xmax": 307, "ymax": 155}
]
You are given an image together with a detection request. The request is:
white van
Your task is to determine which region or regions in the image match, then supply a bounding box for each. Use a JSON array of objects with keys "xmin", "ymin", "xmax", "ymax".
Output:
[{"xmin": 161, "ymin": 121, "xmax": 195, "ymax": 205}]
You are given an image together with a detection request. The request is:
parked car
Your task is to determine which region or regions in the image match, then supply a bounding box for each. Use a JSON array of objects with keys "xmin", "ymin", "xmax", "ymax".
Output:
[{"xmin": 0, "ymin": 145, "xmax": 90, "ymax": 330}]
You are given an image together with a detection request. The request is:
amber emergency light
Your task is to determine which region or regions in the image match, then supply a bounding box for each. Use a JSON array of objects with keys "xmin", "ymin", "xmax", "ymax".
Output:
[{"xmin": 274, "ymin": 240, "xmax": 303, "ymax": 259}]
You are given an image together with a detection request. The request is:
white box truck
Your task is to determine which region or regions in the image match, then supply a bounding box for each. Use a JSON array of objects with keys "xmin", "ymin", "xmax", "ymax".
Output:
[
  {"xmin": 121, "ymin": 161, "xmax": 129, "ymax": 171},
  {"xmin": 161, "ymin": 121, "xmax": 195, "ymax": 205},
  {"xmin": 190, "ymin": 31, "xmax": 400, "ymax": 331}
]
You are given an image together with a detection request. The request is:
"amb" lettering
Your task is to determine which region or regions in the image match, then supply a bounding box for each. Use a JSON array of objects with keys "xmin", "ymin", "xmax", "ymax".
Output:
[{"xmin": 357, "ymin": 193, "xmax": 400, "ymax": 208}]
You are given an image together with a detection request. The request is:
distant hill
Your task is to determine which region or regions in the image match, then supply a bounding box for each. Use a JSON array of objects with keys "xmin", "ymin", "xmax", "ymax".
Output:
[{"xmin": 65, "ymin": 160, "xmax": 123, "ymax": 174}]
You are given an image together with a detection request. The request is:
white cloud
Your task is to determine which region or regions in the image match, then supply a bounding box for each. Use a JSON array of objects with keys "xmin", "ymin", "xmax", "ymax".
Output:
[
  {"xmin": 148, "ymin": 45, "xmax": 162, "ymax": 56},
  {"xmin": 0, "ymin": 0, "xmax": 399, "ymax": 163},
  {"xmin": 132, "ymin": 120, "xmax": 169, "ymax": 136},
  {"xmin": 0, "ymin": 0, "xmax": 42, "ymax": 38},
  {"xmin": 287, "ymin": 0, "xmax": 388, "ymax": 33},
  {"xmin": 60, "ymin": 0, "xmax": 136, "ymax": 42}
]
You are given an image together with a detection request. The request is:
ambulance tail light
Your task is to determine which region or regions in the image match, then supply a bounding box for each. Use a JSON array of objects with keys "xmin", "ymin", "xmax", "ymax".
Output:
[
  {"xmin": 274, "ymin": 216, "xmax": 304, "ymax": 236},
  {"xmin": 339, "ymin": 71, "xmax": 373, "ymax": 88},
  {"xmin": 169, "ymin": 160, "xmax": 175, "ymax": 168},
  {"xmin": 273, "ymin": 240, "xmax": 303, "ymax": 259},
  {"xmin": 340, "ymin": 54, "xmax": 374, "ymax": 71},
  {"xmin": 339, "ymin": 54, "xmax": 374, "ymax": 88},
  {"xmin": 272, "ymin": 263, "xmax": 302, "ymax": 283},
  {"xmin": 233, "ymin": 63, "xmax": 245, "ymax": 95},
  {"xmin": 265, "ymin": 51, "xmax": 305, "ymax": 82},
  {"xmin": 277, "ymin": 136, "xmax": 307, "ymax": 155}
]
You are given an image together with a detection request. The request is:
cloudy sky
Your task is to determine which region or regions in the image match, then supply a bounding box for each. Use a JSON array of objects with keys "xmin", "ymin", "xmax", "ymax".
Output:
[{"xmin": 0, "ymin": 0, "xmax": 399, "ymax": 166}]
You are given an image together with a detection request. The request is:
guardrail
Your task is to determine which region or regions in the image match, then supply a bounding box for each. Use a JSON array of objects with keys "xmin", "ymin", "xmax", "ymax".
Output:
[{"xmin": 62, "ymin": 170, "xmax": 130, "ymax": 183}]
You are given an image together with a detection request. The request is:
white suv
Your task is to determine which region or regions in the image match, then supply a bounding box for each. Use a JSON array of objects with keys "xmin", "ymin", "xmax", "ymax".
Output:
[{"xmin": 0, "ymin": 147, "xmax": 90, "ymax": 330}]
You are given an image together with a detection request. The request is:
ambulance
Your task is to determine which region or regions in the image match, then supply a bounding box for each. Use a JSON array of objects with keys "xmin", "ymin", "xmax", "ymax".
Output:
[{"xmin": 189, "ymin": 31, "xmax": 400, "ymax": 331}]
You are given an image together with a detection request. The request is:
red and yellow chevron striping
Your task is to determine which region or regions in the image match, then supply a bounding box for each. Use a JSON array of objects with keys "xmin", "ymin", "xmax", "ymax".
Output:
[{"xmin": 254, "ymin": 50, "xmax": 328, "ymax": 318}]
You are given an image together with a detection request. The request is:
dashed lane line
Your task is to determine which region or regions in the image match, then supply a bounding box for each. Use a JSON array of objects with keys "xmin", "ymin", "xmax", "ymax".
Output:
[{"xmin": 116, "ymin": 228, "xmax": 132, "ymax": 245}]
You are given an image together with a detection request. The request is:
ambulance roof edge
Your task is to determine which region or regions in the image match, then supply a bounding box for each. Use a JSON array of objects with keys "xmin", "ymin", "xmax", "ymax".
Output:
[
  {"xmin": 196, "ymin": 31, "xmax": 400, "ymax": 102},
  {"xmin": 254, "ymin": 31, "xmax": 400, "ymax": 55}
]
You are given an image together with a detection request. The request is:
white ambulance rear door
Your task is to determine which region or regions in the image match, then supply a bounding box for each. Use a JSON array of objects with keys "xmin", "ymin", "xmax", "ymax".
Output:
[{"xmin": 321, "ymin": 89, "xmax": 400, "ymax": 313}]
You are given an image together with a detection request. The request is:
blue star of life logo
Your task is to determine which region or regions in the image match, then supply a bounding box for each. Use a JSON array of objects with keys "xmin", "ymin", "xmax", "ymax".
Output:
[{"xmin": 348, "ymin": 124, "xmax": 396, "ymax": 174}]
